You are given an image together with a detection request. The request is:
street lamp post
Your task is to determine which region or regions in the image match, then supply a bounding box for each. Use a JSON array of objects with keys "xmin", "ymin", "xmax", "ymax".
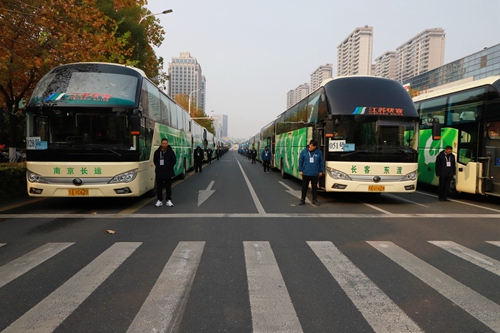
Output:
[
  {"xmin": 188, "ymin": 89, "xmax": 203, "ymax": 116},
  {"xmin": 139, "ymin": 9, "xmax": 173, "ymax": 24}
]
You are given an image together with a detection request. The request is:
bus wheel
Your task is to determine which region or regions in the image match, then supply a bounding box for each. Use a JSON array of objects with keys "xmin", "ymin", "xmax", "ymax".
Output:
[
  {"xmin": 179, "ymin": 159, "xmax": 186, "ymax": 179},
  {"xmin": 280, "ymin": 160, "xmax": 287, "ymax": 179}
]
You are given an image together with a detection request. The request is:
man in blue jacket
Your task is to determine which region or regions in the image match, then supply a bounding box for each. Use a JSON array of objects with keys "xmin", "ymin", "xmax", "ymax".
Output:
[
  {"xmin": 298, "ymin": 139, "xmax": 324, "ymax": 206},
  {"xmin": 261, "ymin": 146, "xmax": 272, "ymax": 173}
]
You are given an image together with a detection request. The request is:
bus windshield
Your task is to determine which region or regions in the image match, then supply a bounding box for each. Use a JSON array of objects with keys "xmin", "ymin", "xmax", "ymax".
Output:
[
  {"xmin": 28, "ymin": 109, "xmax": 137, "ymax": 162},
  {"xmin": 28, "ymin": 64, "xmax": 139, "ymax": 107},
  {"xmin": 329, "ymin": 116, "xmax": 418, "ymax": 162}
]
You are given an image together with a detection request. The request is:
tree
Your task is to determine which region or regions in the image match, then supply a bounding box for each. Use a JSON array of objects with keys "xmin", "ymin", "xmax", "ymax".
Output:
[
  {"xmin": 174, "ymin": 94, "xmax": 215, "ymax": 135},
  {"xmin": 96, "ymin": 0, "xmax": 167, "ymax": 86},
  {"xmin": 0, "ymin": 0, "xmax": 134, "ymax": 149}
]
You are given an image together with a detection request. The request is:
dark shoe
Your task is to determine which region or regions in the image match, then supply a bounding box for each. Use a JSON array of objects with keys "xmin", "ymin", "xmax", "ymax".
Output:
[
  {"xmin": 312, "ymin": 200, "xmax": 320, "ymax": 206},
  {"xmin": 299, "ymin": 200, "xmax": 305, "ymax": 206}
]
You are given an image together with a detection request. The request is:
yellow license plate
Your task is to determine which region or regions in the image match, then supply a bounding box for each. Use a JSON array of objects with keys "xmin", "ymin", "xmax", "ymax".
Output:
[
  {"xmin": 68, "ymin": 189, "xmax": 89, "ymax": 196},
  {"xmin": 368, "ymin": 185, "xmax": 385, "ymax": 192}
]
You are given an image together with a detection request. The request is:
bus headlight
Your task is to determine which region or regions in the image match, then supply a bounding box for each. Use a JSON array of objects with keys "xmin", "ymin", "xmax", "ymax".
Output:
[
  {"xmin": 326, "ymin": 167, "xmax": 352, "ymax": 180},
  {"xmin": 108, "ymin": 169, "xmax": 138, "ymax": 184},
  {"xmin": 27, "ymin": 170, "xmax": 49, "ymax": 183},
  {"xmin": 400, "ymin": 170, "xmax": 417, "ymax": 181}
]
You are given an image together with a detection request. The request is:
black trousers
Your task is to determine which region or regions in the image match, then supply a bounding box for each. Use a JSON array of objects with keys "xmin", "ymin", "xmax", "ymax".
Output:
[
  {"xmin": 438, "ymin": 176, "xmax": 453, "ymax": 200},
  {"xmin": 263, "ymin": 160, "xmax": 270, "ymax": 172},
  {"xmin": 194, "ymin": 161, "xmax": 202, "ymax": 172},
  {"xmin": 157, "ymin": 178, "xmax": 172, "ymax": 201},
  {"xmin": 301, "ymin": 175, "xmax": 318, "ymax": 201}
]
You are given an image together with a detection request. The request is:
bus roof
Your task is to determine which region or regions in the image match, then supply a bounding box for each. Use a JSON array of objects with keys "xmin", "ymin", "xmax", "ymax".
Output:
[
  {"xmin": 53, "ymin": 62, "xmax": 148, "ymax": 78},
  {"xmin": 321, "ymin": 75, "xmax": 400, "ymax": 88},
  {"xmin": 413, "ymin": 76, "xmax": 500, "ymax": 102}
]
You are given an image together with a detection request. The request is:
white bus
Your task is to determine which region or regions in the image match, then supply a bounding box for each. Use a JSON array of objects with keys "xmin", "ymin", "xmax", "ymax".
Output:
[
  {"xmin": 413, "ymin": 76, "xmax": 500, "ymax": 196},
  {"xmin": 250, "ymin": 76, "xmax": 420, "ymax": 193},
  {"xmin": 25, "ymin": 62, "xmax": 214, "ymax": 197}
]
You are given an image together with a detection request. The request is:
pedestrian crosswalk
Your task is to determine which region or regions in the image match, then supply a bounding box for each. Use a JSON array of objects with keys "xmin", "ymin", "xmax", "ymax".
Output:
[{"xmin": 1, "ymin": 240, "xmax": 500, "ymax": 332}]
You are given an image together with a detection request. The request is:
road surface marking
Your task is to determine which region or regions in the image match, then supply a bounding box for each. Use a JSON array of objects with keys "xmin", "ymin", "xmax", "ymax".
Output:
[
  {"xmin": 308, "ymin": 241, "xmax": 423, "ymax": 333},
  {"xmin": 237, "ymin": 160, "xmax": 266, "ymax": 215},
  {"xmin": 429, "ymin": 241, "xmax": 500, "ymax": 276},
  {"xmin": 368, "ymin": 241, "xmax": 500, "ymax": 332},
  {"xmin": 127, "ymin": 242, "xmax": 205, "ymax": 333},
  {"xmin": 2, "ymin": 213, "xmax": 500, "ymax": 219},
  {"xmin": 244, "ymin": 241, "xmax": 303, "ymax": 333},
  {"xmin": 279, "ymin": 181, "xmax": 311, "ymax": 204},
  {"xmin": 384, "ymin": 193, "xmax": 428, "ymax": 207},
  {"xmin": 417, "ymin": 191, "xmax": 500, "ymax": 212},
  {"xmin": 198, "ymin": 181, "xmax": 215, "ymax": 206},
  {"xmin": 2, "ymin": 242, "xmax": 141, "ymax": 333},
  {"xmin": 0, "ymin": 243, "xmax": 74, "ymax": 288}
]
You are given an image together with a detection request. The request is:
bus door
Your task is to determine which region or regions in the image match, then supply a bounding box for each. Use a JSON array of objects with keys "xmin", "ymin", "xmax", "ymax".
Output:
[
  {"xmin": 482, "ymin": 122, "xmax": 500, "ymax": 195},
  {"xmin": 456, "ymin": 129, "xmax": 481, "ymax": 194},
  {"xmin": 314, "ymin": 128, "xmax": 326, "ymax": 189}
]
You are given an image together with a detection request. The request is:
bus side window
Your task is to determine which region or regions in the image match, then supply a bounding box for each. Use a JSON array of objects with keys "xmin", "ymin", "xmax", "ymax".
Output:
[{"xmin": 458, "ymin": 130, "xmax": 475, "ymax": 164}]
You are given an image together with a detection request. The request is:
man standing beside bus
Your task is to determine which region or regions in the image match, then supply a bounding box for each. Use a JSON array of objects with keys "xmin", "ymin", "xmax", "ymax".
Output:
[
  {"xmin": 154, "ymin": 138, "xmax": 176, "ymax": 207},
  {"xmin": 261, "ymin": 146, "xmax": 271, "ymax": 173},
  {"xmin": 298, "ymin": 139, "xmax": 324, "ymax": 206},
  {"xmin": 435, "ymin": 145, "xmax": 456, "ymax": 201}
]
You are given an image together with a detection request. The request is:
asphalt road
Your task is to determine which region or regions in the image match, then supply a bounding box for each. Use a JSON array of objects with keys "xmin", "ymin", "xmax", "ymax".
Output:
[{"xmin": 1, "ymin": 150, "xmax": 500, "ymax": 333}]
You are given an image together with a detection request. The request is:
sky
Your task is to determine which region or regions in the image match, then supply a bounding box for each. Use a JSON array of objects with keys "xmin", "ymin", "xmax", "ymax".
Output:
[{"xmin": 145, "ymin": 0, "xmax": 500, "ymax": 140}]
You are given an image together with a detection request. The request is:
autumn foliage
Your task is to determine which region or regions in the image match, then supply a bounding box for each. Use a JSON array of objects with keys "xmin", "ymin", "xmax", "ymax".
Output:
[{"xmin": 0, "ymin": 0, "xmax": 166, "ymax": 146}]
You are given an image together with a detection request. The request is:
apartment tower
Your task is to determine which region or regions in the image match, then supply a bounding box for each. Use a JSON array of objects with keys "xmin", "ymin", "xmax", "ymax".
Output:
[
  {"xmin": 337, "ymin": 26, "xmax": 373, "ymax": 76},
  {"xmin": 395, "ymin": 28, "xmax": 445, "ymax": 83},
  {"xmin": 168, "ymin": 52, "xmax": 206, "ymax": 113},
  {"xmin": 286, "ymin": 83, "xmax": 310, "ymax": 109},
  {"xmin": 374, "ymin": 51, "xmax": 396, "ymax": 79},
  {"xmin": 310, "ymin": 64, "xmax": 333, "ymax": 91}
]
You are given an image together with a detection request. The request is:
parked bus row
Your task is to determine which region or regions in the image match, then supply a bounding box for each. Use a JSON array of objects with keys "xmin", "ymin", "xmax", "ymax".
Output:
[
  {"xmin": 24, "ymin": 62, "xmax": 219, "ymax": 197},
  {"xmin": 243, "ymin": 76, "xmax": 420, "ymax": 194},
  {"xmin": 244, "ymin": 75, "xmax": 500, "ymax": 197}
]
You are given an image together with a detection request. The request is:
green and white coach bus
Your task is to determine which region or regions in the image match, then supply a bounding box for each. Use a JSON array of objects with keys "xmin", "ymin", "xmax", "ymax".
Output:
[
  {"xmin": 413, "ymin": 76, "xmax": 500, "ymax": 196},
  {"xmin": 253, "ymin": 76, "xmax": 419, "ymax": 193},
  {"xmin": 25, "ymin": 62, "xmax": 214, "ymax": 197}
]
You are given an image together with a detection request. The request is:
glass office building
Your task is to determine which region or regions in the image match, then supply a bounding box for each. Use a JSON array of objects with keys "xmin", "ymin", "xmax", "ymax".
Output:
[{"xmin": 405, "ymin": 43, "xmax": 500, "ymax": 91}]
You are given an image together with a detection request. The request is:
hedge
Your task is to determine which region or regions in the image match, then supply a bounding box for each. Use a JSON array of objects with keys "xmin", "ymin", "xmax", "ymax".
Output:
[{"xmin": 0, "ymin": 162, "xmax": 28, "ymax": 201}]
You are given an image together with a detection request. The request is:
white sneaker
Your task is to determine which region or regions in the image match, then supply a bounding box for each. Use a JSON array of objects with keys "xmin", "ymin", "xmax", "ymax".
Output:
[
  {"xmin": 166, "ymin": 200, "xmax": 174, "ymax": 207},
  {"xmin": 155, "ymin": 200, "xmax": 163, "ymax": 207}
]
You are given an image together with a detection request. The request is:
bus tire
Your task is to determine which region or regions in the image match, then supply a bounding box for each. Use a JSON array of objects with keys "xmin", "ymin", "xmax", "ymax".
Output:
[{"xmin": 280, "ymin": 160, "xmax": 287, "ymax": 179}]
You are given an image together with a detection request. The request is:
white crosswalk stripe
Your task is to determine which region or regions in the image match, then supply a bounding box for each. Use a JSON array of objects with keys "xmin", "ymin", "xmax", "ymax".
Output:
[
  {"xmin": 244, "ymin": 241, "xmax": 303, "ymax": 333},
  {"xmin": 430, "ymin": 241, "xmax": 500, "ymax": 276},
  {"xmin": 0, "ymin": 242, "xmax": 74, "ymax": 289},
  {"xmin": 2, "ymin": 242, "xmax": 141, "ymax": 333},
  {"xmin": 368, "ymin": 241, "xmax": 500, "ymax": 332},
  {"xmin": 126, "ymin": 241, "xmax": 205, "ymax": 333},
  {"xmin": 1, "ymin": 240, "xmax": 500, "ymax": 332},
  {"xmin": 308, "ymin": 241, "xmax": 423, "ymax": 333}
]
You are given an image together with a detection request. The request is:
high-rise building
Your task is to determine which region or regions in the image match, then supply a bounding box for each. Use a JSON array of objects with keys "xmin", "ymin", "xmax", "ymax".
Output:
[
  {"xmin": 286, "ymin": 84, "xmax": 310, "ymax": 109},
  {"xmin": 337, "ymin": 26, "xmax": 373, "ymax": 76},
  {"xmin": 211, "ymin": 114, "xmax": 228, "ymax": 139},
  {"xmin": 395, "ymin": 28, "xmax": 445, "ymax": 84},
  {"xmin": 310, "ymin": 64, "xmax": 333, "ymax": 91},
  {"xmin": 374, "ymin": 51, "xmax": 396, "ymax": 80},
  {"xmin": 168, "ymin": 52, "xmax": 206, "ymax": 113}
]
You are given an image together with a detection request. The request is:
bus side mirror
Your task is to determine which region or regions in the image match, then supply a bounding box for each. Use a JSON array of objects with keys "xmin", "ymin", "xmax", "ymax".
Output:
[
  {"xmin": 325, "ymin": 119, "xmax": 334, "ymax": 138},
  {"xmin": 432, "ymin": 117, "xmax": 441, "ymax": 140},
  {"xmin": 130, "ymin": 115, "xmax": 141, "ymax": 135}
]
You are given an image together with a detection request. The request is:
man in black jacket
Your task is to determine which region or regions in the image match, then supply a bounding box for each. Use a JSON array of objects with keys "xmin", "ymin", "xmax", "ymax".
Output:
[
  {"xmin": 435, "ymin": 145, "xmax": 456, "ymax": 201},
  {"xmin": 194, "ymin": 146, "xmax": 204, "ymax": 173},
  {"xmin": 153, "ymin": 138, "xmax": 176, "ymax": 207}
]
